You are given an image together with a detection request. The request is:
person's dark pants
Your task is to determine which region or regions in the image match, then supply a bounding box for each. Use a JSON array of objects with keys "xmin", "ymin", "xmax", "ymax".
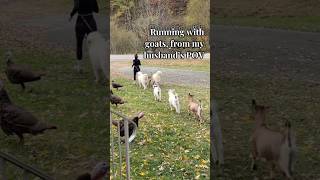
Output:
[
  {"xmin": 134, "ymin": 69, "xmax": 139, "ymax": 80},
  {"xmin": 75, "ymin": 15, "xmax": 97, "ymax": 60}
]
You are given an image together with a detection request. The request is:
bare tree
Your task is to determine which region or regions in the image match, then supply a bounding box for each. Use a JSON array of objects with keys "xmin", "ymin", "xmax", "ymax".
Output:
[{"xmin": 131, "ymin": 0, "xmax": 171, "ymax": 42}]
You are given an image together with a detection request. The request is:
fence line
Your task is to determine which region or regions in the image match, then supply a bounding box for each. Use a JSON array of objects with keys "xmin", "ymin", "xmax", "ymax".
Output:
[
  {"xmin": 110, "ymin": 110, "xmax": 132, "ymax": 180},
  {"xmin": 0, "ymin": 151, "xmax": 53, "ymax": 180}
]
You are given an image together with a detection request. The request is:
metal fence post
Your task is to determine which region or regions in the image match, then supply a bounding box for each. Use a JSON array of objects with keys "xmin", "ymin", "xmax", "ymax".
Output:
[
  {"xmin": 0, "ymin": 151, "xmax": 52, "ymax": 179},
  {"xmin": 124, "ymin": 117, "xmax": 130, "ymax": 180},
  {"xmin": 110, "ymin": 113, "xmax": 116, "ymax": 178},
  {"xmin": 117, "ymin": 121, "xmax": 122, "ymax": 180},
  {"xmin": 111, "ymin": 110, "xmax": 132, "ymax": 180}
]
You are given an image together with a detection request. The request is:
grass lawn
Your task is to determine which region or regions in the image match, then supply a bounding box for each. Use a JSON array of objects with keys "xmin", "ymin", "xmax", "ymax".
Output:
[
  {"xmin": 143, "ymin": 60, "xmax": 210, "ymax": 72},
  {"xmin": 214, "ymin": 16, "xmax": 320, "ymax": 32},
  {"xmin": 212, "ymin": 71, "xmax": 320, "ymax": 179},
  {"xmin": 0, "ymin": 49, "xmax": 107, "ymax": 179},
  {"xmin": 110, "ymin": 78, "xmax": 210, "ymax": 179}
]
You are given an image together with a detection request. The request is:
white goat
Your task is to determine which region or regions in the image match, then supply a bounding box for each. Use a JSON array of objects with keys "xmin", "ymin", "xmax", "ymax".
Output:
[
  {"xmin": 152, "ymin": 71, "xmax": 162, "ymax": 85},
  {"xmin": 251, "ymin": 100, "xmax": 296, "ymax": 179},
  {"xmin": 137, "ymin": 72, "xmax": 148, "ymax": 90},
  {"xmin": 87, "ymin": 31, "xmax": 107, "ymax": 83},
  {"xmin": 153, "ymin": 83, "xmax": 161, "ymax": 101},
  {"xmin": 168, "ymin": 89, "xmax": 180, "ymax": 113}
]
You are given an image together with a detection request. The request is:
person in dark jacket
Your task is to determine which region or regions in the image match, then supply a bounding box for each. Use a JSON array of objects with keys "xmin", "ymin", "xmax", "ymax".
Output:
[
  {"xmin": 69, "ymin": 0, "xmax": 99, "ymax": 72},
  {"xmin": 132, "ymin": 54, "xmax": 141, "ymax": 81}
]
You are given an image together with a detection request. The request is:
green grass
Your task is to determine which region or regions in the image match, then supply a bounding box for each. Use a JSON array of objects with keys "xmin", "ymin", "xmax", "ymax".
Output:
[
  {"xmin": 212, "ymin": 71, "xmax": 320, "ymax": 179},
  {"xmin": 110, "ymin": 78, "xmax": 210, "ymax": 179},
  {"xmin": 214, "ymin": 16, "xmax": 320, "ymax": 32},
  {"xmin": 142, "ymin": 60, "xmax": 210, "ymax": 72},
  {"xmin": 0, "ymin": 49, "xmax": 107, "ymax": 179}
]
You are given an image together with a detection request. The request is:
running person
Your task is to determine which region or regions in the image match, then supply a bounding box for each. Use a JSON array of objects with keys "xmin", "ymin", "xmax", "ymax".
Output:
[
  {"xmin": 69, "ymin": 0, "xmax": 99, "ymax": 72},
  {"xmin": 132, "ymin": 54, "xmax": 141, "ymax": 81}
]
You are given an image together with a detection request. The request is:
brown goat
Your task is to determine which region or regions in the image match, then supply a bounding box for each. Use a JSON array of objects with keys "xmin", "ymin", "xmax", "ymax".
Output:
[
  {"xmin": 187, "ymin": 93, "xmax": 203, "ymax": 122},
  {"xmin": 251, "ymin": 100, "xmax": 296, "ymax": 179}
]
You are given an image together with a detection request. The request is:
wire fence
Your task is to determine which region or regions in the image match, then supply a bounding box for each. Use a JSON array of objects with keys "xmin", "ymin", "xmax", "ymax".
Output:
[
  {"xmin": 0, "ymin": 151, "xmax": 53, "ymax": 180},
  {"xmin": 110, "ymin": 110, "xmax": 132, "ymax": 180}
]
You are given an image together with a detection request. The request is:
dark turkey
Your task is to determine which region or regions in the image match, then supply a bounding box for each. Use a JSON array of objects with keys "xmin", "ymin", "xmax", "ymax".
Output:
[
  {"xmin": 111, "ymin": 80, "xmax": 123, "ymax": 90},
  {"xmin": 110, "ymin": 90, "xmax": 125, "ymax": 107},
  {"xmin": 4, "ymin": 51, "xmax": 45, "ymax": 90},
  {"xmin": 76, "ymin": 162, "xmax": 109, "ymax": 180},
  {"xmin": 112, "ymin": 112, "xmax": 144, "ymax": 137},
  {"xmin": 0, "ymin": 81, "xmax": 57, "ymax": 143}
]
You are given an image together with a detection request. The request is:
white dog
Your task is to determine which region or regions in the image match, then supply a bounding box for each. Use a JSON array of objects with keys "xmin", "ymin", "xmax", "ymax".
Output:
[
  {"xmin": 153, "ymin": 83, "xmax": 161, "ymax": 101},
  {"xmin": 87, "ymin": 31, "xmax": 107, "ymax": 83},
  {"xmin": 152, "ymin": 71, "xmax": 162, "ymax": 84},
  {"xmin": 137, "ymin": 72, "xmax": 148, "ymax": 90},
  {"xmin": 168, "ymin": 89, "xmax": 180, "ymax": 113}
]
